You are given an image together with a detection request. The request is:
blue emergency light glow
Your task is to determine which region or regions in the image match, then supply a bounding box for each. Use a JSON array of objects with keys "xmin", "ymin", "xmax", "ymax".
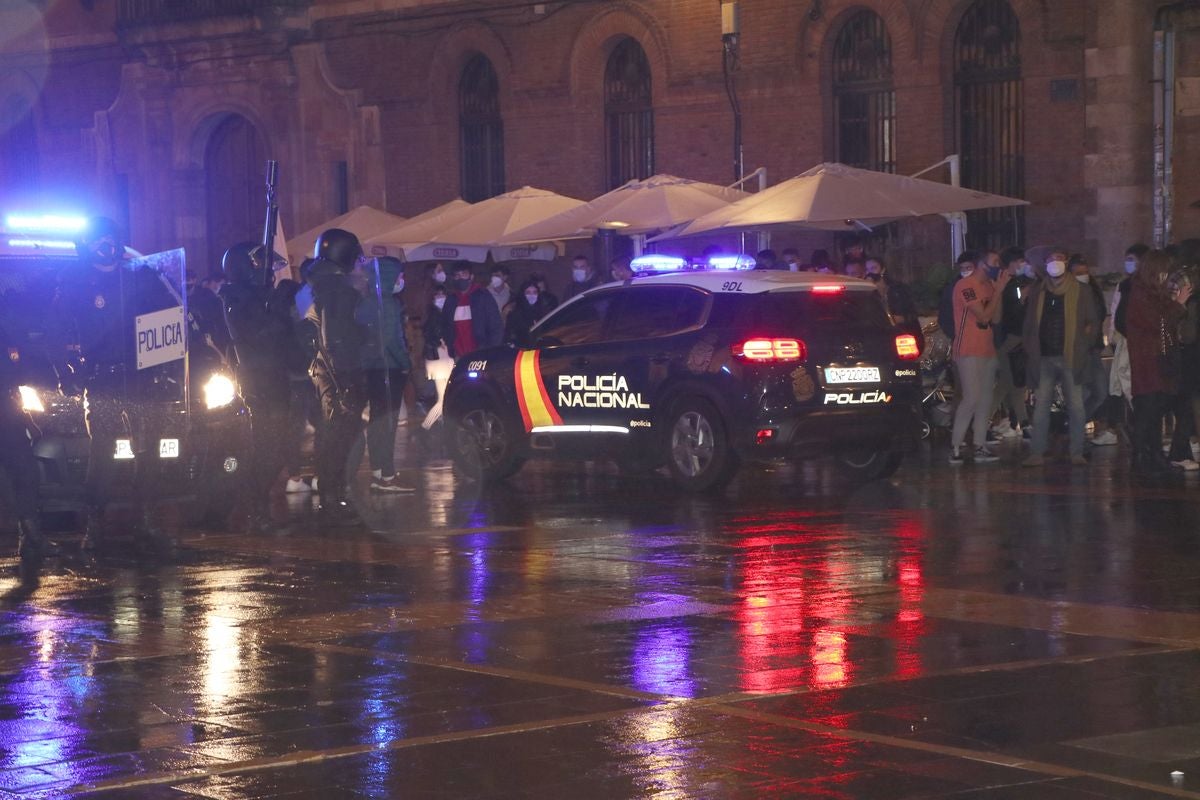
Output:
[
  {"xmin": 5, "ymin": 214, "xmax": 88, "ymax": 235},
  {"xmin": 7, "ymin": 238, "xmax": 77, "ymax": 251},
  {"xmin": 630, "ymin": 254, "xmax": 687, "ymax": 273},
  {"xmin": 707, "ymin": 254, "xmax": 757, "ymax": 271}
]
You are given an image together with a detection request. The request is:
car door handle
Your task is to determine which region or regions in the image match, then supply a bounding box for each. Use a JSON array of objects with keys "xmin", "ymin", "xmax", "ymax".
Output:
[{"xmin": 571, "ymin": 357, "xmax": 590, "ymax": 367}]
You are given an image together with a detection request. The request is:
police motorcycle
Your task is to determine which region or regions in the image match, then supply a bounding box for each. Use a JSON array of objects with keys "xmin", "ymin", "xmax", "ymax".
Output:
[{"xmin": 0, "ymin": 214, "xmax": 249, "ymax": 531}]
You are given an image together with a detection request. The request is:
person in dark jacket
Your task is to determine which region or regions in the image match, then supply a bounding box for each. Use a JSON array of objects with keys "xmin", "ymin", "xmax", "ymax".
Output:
[
  {"xmin": 563, "ymin": 255, "xmax": 601, "ymax": 301},
  {"xmin": 505, "ymin": 279, "xmax": 552, "ymax": 347},
  {"xmin": 356, "ymin": 257, "xmax": 414, "ymax": 493},
  {"xmin": 1126, "ymin": 249, "xmax": 1191, "ymax": 478},
  {"xmin": 1020, "ymin": 250, "xmax": 1100, "ymax": 467},
  {"xmin": 531, "ymin": 273, "xmax": 558, "ymax": 310},
  {"xmin": 220, "ymin": 243, "xmax": 292, "ymax": 530},
  {"xmin": 990, "ymin": 247, "xmax": 1034, "ymax": 436},
  {"xmin": 1069, "ymin": 253, "xmax": 1120, "ymax": 447},
  {"xmin": 307, "ymin": 229, "xmax": 368, "ymax": 522},
  {"xmin": 443, "ymin": 263, "xmax": 502, "ymax": 357}
]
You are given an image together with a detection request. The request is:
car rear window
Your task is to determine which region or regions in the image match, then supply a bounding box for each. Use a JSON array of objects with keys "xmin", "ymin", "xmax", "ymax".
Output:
[{"xmin": 731, "ymin": 289, "xmax": 892, "ymax": 331}]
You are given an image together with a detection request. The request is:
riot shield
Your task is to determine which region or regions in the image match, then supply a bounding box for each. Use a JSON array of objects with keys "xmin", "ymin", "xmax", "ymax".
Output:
[{"xmin": 125, "ymin": 248, "xmax": 191, "ymax": 415}]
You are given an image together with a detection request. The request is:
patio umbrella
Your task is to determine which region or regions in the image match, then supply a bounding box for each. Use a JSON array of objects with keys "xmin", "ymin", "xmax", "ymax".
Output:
[
  {"xmin": 391, "ymin": 186, "xmax": 585, "ymax": 263},
  {"xmin": 287, "ymin": 205, "xmax": 407, "ymax": 261},
  {"xmin": 363, "ymin": 199, "xmax": 474, "ymax": 258},
  {"xmin": 498, "ymin": 174, "xmax": 749, "ymax": 243},
  {"xmin": 653, "ymin": 162, "xmax": 1029, "ymax": 240}
]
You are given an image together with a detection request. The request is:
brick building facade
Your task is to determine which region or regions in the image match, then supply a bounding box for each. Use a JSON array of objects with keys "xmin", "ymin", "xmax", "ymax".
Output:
[{"xmin": 0, "ymin": 0, "xmax": 1195, "ymax": 279}]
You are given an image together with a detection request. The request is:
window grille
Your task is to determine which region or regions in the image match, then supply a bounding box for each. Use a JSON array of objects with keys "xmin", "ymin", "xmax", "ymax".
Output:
[
  {"xmin": 605, "ymin": 38, "xmax": 654, "ymax": 190},
  {"xmin": 460, "ymin": 54, "xmax": 505, "ymax": 203}
]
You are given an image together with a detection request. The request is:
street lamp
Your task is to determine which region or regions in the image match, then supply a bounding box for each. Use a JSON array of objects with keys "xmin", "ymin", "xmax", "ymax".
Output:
[{"xmin": 721, "ymin": 0, "xmax": 742, "ymax": 183}]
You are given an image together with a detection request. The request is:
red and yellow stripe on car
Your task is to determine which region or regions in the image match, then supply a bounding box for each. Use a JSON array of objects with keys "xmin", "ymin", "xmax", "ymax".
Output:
[{"xmin": 514, "ymin": 350, "xmax": 562, "ymax": 432}]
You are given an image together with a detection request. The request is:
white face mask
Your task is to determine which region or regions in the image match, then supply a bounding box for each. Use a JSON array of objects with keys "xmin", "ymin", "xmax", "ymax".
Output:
[
  {"xmin": 433, "ymin": 270, "xmax": 446, "ymax": 284},
  {"xmin": 1046, "ymin": 260, "xmax": 1067, "ymax": 278},
  {"xmin": 525, "ymin": 292, "xmax": 538, "ymax": 305},
  {"xmin": 1019, "ymin": 262, "xmax": 1034, "ymax": 278},
  {"xmin": 1124, "ymin": 258, "xmax": 1138, "ymax": 274},
  {"xmin": 959, "ymin": 267, "xmax": 975, "ymax": 279},
  {"xmin": 392, "ymin": 278, "xmax": 404, "ymax": 294},
  {"xmin": 1075, "ymin": 274, "xmax": 1090, "ymax": 284},
  {"xmin": 572, "ymin": 268, "xmax": 587, "ymax": 283},
  {"xmin": 491, "ymin": 276, "xmax": 504, "ymax": 289},
  {"xmin": 433, "ymin": 297, "xmax": 445, "ymax": 310}
]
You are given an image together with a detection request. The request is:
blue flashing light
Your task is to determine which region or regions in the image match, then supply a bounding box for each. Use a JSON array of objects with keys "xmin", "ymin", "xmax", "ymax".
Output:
[
  {"xmin": 708, "ymin": 254, "xmax": 757, "ymax": 271},
  {"xmin": 7, "ymin": 238, "xmax": 78, "ymax": 251},
  {"xmin": 467, "ymin": 371, "xmax": 480, "ymax": 379},
  {"xmin": 5, "ymin": 214, "xmax": 88, "ymax": 235},
  {"xmin": 631, "ymin": 254, "xmax": 688, "ymax": 273}
]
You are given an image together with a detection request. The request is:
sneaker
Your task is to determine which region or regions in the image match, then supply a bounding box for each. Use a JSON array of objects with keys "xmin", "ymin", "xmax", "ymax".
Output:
[
  {"xmin": 285, "ymin": 477, "xmax": 313, "ymax": 494},
  {"xmin": 311, "ymin": 477, "xmax": 318, "ymax": 493},
  {"xmin": 1091, "ymin": 431, "xmax": 1119, "ymax": 447},
  {"xmin": 990, "ymin": 419, "xmax": 1013, "ymax": 436},
  {"xmin": 948, "ymin": 446, "xmax": 965, "ymax": 465},
  {"xmin": 1070, "ymin": 455, "xmax": 1089, "ymax": 466},
  {"xmin": 1021, "ymin": 454, "xmax": 1046, "ymax": 467},
  {"xmin": 973, "ymin": 446, "xmax": 1000, "ymax": 463},
  {"xmin": 370, "ymin": 474, "xmax": 416, "ymax": 494},
  {"xmin": 1171, "ymin": 459, "xmax": 1200, "ymax": 472},
  {"xmin": 1002, "ymin": 425, "xmax": 1023, "ymax": 439}
]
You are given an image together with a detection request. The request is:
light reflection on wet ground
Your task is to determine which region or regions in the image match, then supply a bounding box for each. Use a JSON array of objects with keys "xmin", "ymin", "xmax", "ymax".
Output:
[{"xmin": 2, "ymin": 445, "xmax": 1200, "ymax": 797}]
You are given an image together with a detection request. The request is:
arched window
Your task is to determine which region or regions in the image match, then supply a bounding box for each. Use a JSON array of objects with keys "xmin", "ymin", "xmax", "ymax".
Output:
[
  {"xmin": 205, "ymin": 113, "xmax": 266, "ymax": 274},
  {"xmin": 833, "ymin": 11, "xmax": 895, "ymax": 173},
  {"xmin": 955, "ymin": 0, "xmax": 1023, "ymax": 248},
  {"xmin": 604, "ymin": 38, "xmax": 654, "ymax": 190},
  {"xmin": 459, "ymin": 54, "xmax": 505, "ymax": 203},
  {"xmin": 0, "ymin": 94, "xmax": 39, "ymax": 195}
]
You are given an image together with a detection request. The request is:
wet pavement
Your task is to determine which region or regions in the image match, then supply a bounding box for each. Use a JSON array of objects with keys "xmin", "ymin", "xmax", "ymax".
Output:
[{"xmin": 4, "ymin": 440, "xmax": 1200, "ymax": 798}]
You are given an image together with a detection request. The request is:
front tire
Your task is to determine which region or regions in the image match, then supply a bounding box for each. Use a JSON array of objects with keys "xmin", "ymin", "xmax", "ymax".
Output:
[
  {"xmin": 453, "ymin": 405, "xmax": 525, "ymax": 483},
  {"xmin": 836, "ymin": 448, "xmax": 903, "ymax": 481},
  {"xmin": 664, "ymin": 397, "xmax": 737, "ymax": 492}
]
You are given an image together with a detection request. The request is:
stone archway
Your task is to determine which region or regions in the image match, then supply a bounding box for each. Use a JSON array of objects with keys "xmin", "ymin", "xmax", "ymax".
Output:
[{"xmin": 203, "ymin": 113, "xmax": 267, "ymax": 276}]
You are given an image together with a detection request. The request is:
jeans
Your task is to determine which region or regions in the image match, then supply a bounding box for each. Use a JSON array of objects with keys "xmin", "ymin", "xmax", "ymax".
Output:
[
  {"xmin": 364, "ymin": 368, "xmax": 408, "ymax": 476},
  {"xmin": 1030, "ymin": 356, "xmax": 1086, "ymax": 458},
  {"xmin": 992, "ymin": 335, "xmax": 1028, "ymax": 425},
  {"xmin": 952, "ymin": 355, "xmax": 997, "ymax": 449},
  {"xmin": 1133, "ymin": 392, "xmax": 1174, "ymax": 469},
  {"xmin": 1081, "ymin": 351, "xmax": 1110, "ymax": 421},
  {"xmin": 1168, "ymin": 390, "xmax": 1199, "ymax": 462}
]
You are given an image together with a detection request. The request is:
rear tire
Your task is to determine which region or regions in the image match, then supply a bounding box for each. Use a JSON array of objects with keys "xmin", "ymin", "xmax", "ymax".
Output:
[
  {"xmin": 453, "ymin": 404, "xmax": 525, "ymax": 483},
  {"xmin": 836, "ymin": 448, "xmax": 902, "ymax": 481},
  {"xmin": 664, "ymin": 397, "xmax": 737, "ymax": 493}
]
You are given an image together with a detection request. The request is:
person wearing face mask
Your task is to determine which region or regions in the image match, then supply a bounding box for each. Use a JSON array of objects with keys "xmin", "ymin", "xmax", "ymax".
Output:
[
  {"xmin": 843, "ymin": 257, "xmax": 867, "ymax": 280},
  {"xmin": 1126, "ymin": 249, "xmax": 1192, "ymax": 478},
  {"xmin": 1020, "ymin": 251, "xmax": 1101, "ymax": 467},
  {"xmin": 937, "ymin": 253, "xmax": 976, "ymax": 343},
  {"xmin": 54, "ymin": 217, "xmax": 179, "ymax": 553},
  {"xmin": 564, "ymin": 255, "xmax": 600, "ymax": 301},
  {"xmin": 530, "ymin": 273, "xmax": 558, "ymax": 310},
  {"xmin": 488, "ymin": 266, "xmax": 512, "ymax": 314},
  {"xmin": 810, "ymin": 249, "xmax": 833, "ymax": 274},
  {"xmin": 442, "ymin": 263, "xmax": 502, "ymax": 357},
  {"xmin": 948, "ymin": 250, "xmax": 1008, "ymax": 464},
  {"xmin": 782, "ymin": 248, "xmax": 801, "ymax": 271},
  {"xmin": 353, "ymin": 257, "xmax": 415, "ymax": 493},
  {"xmin": 990, "ymin": 247, "xmax": 1035, "ymax": 438},
  {"xmin": 505, "ymin": 279, "xmax": 551, "ymax": 347},
  {"xmin": 866, "ymin": 257, "xmax": 920, "ymax": 349},
  {"xmin": 610, "ymin": 258, "xmax": 633, "ymax": 282},
  {"xmin": 1068, "ymin": 254, "xmax": 1120, "ymax": 448},
  {"xmin": 1109, "ymin": 243, "xmax": 1149, "ymax": 409}
]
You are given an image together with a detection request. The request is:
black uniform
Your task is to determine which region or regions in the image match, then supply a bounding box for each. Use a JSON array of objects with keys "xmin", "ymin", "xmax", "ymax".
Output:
[
  {"xmin": 307, "ymin": 256, "xmax": 367, "ymax": 513},
  {"xmin": 53, "ymin": 255, "xmax": 177, "ymax": 547},
  {"xmin": 220, "ymin": 253, "xmax": 292, "ymax": 526}
]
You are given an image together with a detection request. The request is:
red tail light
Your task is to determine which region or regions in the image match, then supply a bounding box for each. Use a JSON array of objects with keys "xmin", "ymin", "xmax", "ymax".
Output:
[
  {"xmin": 895, "ymin": 333, "xmax": 921, "ymax": 360},
  {"xmin": 733, "ymin": 338, "xmax": 807, "ymax": 362},
  {"xmin": 811, "ymin": 284, "xmax": 845, "ymax": 294}
]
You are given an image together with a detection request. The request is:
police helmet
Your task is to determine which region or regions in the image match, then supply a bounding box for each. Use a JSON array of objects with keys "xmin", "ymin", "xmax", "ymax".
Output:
[
  {"xmin": 222, "ymin": 241, "xmax": 262, "ymax": 285},
  {"xmin": 314, "ymin": 228, "xmax": 362, "ymax": 272},
  {"xmin": 76, "ymin": 216, "xmax": 126, "ymax": 266}
]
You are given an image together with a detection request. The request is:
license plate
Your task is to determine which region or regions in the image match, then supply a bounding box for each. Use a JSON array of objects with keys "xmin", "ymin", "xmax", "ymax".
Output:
[
  {"xmin": 824, "ymin": 366, "xmax": 880, "ymax": 384},
  {"xmin": 159, "ymin": 438, "xmax": 180, "ymax": 458}
]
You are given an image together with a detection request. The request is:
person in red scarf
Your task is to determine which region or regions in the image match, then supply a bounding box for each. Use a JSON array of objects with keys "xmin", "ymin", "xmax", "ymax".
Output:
[{"xmin": 442, "ymin": 262, "xmax": 503, "ymax": 358}]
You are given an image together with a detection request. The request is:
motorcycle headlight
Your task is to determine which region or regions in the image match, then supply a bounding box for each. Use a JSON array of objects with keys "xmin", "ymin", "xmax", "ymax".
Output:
[
  {"xmin": 202, "ymin": 374, "xmax": 236, "ymax": 410},
  {"xmin": 18, "ymin": 385, "xmax": 44, "ymax": 413}
]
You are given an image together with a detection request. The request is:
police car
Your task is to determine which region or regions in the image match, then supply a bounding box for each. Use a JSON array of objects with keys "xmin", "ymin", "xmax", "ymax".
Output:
[
  {"xmin": 0, "ymin": 213, "xmax": 248, "ymax": 524},
  {"xmin": 444, "ymin": 256, "xmax": 923, "ymax": 491}
]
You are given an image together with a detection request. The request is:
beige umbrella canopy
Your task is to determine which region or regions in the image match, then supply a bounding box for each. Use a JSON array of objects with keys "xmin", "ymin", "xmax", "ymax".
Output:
[
  {"xmin": 498, "ymin": 174, "xmax": 749, "ymax": 243},
  {"xmin": 363, "ymin": 199, "xmax": 475, "ymax": 258},
  {"xmin": 379, "ymin": 186, "xmax": 585, "ymax": 263},
  {"xmin": 654, "ymin": 162, "xmax": 1029, "ymax": 239},
  {"xmin": 286, "ymin": 205, "xmax": 407, "ymax": 261}
]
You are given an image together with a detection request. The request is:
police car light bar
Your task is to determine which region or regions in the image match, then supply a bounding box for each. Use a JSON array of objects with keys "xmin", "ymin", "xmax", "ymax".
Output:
[
  {"xmin": 7, "ymin": 238, "xmax": 78, "ymax": 251},
  {"xmin": 708, "ymin": 254, "xmax": 756, "ymax": 271},
  {"xmin": 5, "ymin": 214, "xmax": 88, "ymax": 235},
  {"xmin": 630, "ymin": 254, "xmax": 688, "ymax": 273}
]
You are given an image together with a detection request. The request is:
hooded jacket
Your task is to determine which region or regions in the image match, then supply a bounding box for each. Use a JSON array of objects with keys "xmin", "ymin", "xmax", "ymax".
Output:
[{"xmin": 357, "ymin": 258, "xmax": 412, "ymax": 373}]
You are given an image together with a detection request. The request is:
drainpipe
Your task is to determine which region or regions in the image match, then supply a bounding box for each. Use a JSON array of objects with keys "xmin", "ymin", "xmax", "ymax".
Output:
[{"xmin": 1154, "ymin": 3, "xmax": 1197, "ymax": 247}]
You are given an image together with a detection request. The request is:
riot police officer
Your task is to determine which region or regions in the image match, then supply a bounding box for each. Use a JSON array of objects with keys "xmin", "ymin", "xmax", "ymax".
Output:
[
  {"xmin": 54, "ymin": 217, "xmax": 176, "ymax": 555},
  {"xmin": 0, "ymin": 321, "xmax": 54, "ymax": 570},
  {"xmin": 220, "ymin": 243, "xmax": 291, "ymax": 531},
  {"xmin": 307, "ymin": 229, "xmax": 368, "ymax": 524}
]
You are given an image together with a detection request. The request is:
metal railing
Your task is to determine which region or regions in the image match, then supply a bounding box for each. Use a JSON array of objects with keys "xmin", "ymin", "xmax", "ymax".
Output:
[{"xmin": 117, "ymin": 0, "xmax": 308, "ymax": 26}]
